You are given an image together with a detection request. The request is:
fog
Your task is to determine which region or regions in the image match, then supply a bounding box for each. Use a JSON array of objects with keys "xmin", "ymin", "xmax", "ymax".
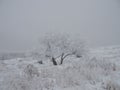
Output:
[{"xmin": 0, "ymin": 0, "xmax": 120, "ymax": 52}]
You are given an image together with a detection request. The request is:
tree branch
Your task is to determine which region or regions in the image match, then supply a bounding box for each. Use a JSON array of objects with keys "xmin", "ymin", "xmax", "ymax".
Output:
[
  {"xmin": 55, "ymin": 54, "xmax": 62, "ymax": 59},
  {"xmin": 60, "ymin": 53, "xmax": 73, "ymax": 65},
  {"xmin": 63, "ymin": 53, "xmax": 73, "ymax": 60}
]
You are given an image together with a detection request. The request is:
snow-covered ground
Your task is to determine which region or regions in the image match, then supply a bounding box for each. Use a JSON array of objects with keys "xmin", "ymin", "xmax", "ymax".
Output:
[{"xmin": 0, "ymin": 46, "xmax": 120, "ymax": 90}]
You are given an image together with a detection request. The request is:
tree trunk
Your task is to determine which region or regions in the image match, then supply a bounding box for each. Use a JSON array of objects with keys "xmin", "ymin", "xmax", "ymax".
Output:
[
  {"xmin": 60, "ymin": 53, "xmax": 64, "ymax": 65},
  {"xmin": 60, "ymin": 58, "xmax": 64, "ymax": 65},
  {"xmin": 51, "ymin": 57, "xmax": 57, "ymax": 65}
]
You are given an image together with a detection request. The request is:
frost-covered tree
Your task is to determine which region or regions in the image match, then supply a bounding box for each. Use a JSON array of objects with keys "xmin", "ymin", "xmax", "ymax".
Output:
[{"xmin": 39, "ymin": 33, "xmax": 86, "ymax": 65}]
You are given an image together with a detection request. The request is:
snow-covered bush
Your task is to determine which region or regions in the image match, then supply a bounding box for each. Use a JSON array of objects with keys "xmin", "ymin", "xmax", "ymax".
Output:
[
  {"xmin": 23, "ymin": 64, "xmax": 39, "ymax": 80},
  {"xmin": 2, "ymin": 74, "xmax": 56, "ymax": 90},
  {"xmin": 102, "ymin": 79, "xmax": 120, "ymax": 90}
]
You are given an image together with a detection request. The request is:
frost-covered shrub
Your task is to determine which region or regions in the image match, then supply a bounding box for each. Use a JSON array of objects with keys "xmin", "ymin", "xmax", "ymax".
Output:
[
  {"xmin": 23, "ymin": 64, "xmax": 39, "ymax": 80},
  {"xmin": 102, "ymin": 79, "xmax": 120, "ymax": 90},
  {"xmin": 86, "ymin": 57, "xmax": 117, "ymax": 76},
  {"xmin": 2, "ymin": 74, "xmax": 56, "ymax": 90},
  {"xmin": 1, "ymin": 73, "xmax": 30, "ymax": 90},
  {"xmin": 8, "ymin": 77, "xmax": 30, "ymax": 90}
]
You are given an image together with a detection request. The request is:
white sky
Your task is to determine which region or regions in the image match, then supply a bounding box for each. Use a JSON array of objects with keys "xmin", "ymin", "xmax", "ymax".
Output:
[{"xmin": 0, "ymin": 0, "xmax": 120, "ymax": 52}]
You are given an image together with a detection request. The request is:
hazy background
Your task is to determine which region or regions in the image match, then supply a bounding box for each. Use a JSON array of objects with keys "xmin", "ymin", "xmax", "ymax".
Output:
[{"xmin": 0, "ymin": 0, "xmax": 120, "ymax": 52}]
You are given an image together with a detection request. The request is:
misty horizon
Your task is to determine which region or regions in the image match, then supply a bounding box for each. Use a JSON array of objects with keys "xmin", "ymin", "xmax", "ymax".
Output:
[{"xmin": 0, "ymin": 0, "xmax": 120, "ymax": 53}]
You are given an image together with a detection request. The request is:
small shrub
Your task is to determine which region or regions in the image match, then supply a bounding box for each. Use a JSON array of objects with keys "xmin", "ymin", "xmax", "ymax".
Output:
[{"xmin": 23, "ymin": 64, "xmax": 39, "ymax": 80}]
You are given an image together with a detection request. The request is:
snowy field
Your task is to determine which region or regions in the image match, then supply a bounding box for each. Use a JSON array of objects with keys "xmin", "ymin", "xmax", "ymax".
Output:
[{"xmin": 0, "ymin": 46, "xmax": 120, "ymax": 90}]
